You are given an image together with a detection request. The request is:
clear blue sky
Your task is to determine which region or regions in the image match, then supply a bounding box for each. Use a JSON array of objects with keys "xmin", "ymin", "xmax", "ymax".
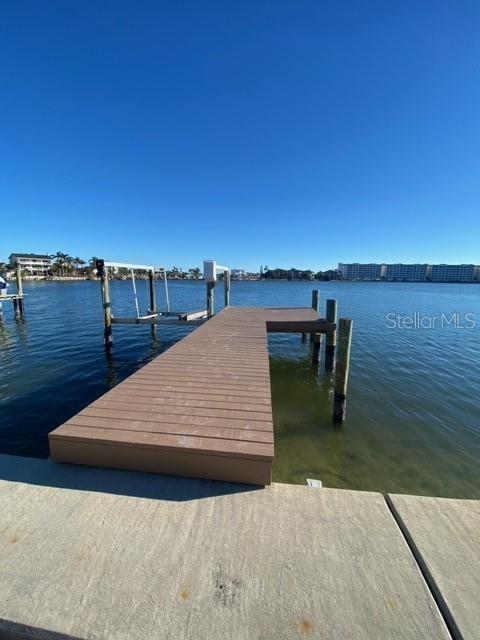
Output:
[{"xmin": 1, "ymin": 1, "xmax": 479, "ymax": 271}]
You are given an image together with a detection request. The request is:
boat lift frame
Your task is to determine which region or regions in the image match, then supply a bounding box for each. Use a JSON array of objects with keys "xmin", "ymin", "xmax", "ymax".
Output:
[
  {"xmin": 0, "ymin": 267, "xmax": 25, "ymax": 320},
  {"xmin": 203, "ymin": 260, "xmax": 231, "ymax": 318},
  {"xmin": 96, "ymin": 259, "xmax": 230, "ymax": 350}
]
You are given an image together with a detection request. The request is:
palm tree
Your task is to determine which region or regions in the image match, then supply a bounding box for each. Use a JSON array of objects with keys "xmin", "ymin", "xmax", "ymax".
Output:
[
  {"xmin": 50, "ymin": 252, "xmax": 74, "ymax": 276},
  {"xmin": 76, "ymin": 259, "xmax": 87, "ymax": 275},
  {"xmin": 188, "ymin": 267, "xmax": 201, "ymax": 280}
]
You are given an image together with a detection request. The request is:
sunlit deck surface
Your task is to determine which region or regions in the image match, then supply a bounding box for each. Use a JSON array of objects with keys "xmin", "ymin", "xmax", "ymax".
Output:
[{"xmin": 49, "ymin": 307, "xmax": 323, "ymax": 484}]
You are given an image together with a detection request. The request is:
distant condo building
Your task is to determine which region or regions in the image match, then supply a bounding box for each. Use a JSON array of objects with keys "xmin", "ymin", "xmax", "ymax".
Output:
[
  {"xmin": 338, "ymin": 263, "xmax": 480, "ymax": 283},
  {"xmin": 430, "ymin": 263, "xmax": 477, "ymax": 282},
  {"xmin": 385, "ymin": 263, "xmax": 429, "ymax": 281},
  {"xmin": 9, "ymin": 253, "xmax": 52, "ymax": 276},
  {"xmin": 337, "ymin": 263, "xmax": 383, "ymax": 280}
]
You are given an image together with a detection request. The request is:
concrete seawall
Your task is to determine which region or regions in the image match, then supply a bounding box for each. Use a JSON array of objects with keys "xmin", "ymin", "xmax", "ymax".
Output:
[{"xmin": 1, "ymin": 454, "xmax": 478, "ymax": 639}]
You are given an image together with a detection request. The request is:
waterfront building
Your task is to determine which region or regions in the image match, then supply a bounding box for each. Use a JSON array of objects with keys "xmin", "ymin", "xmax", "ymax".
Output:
[
  {"xmin": 385, "ymin": 263, "xmax": 429, "ymax": 281},
  {"xmin": 338, "ymin": 262, "xmax": 480, "ymax": 282},
  {"xmin": 9, "ymin": 253, "xmax": 52, "ymax": 276},
  {"xmin": 430, "ymin": 264, "xmax": 476, "ymax": 282},
  {"xmin": 338, "ymin": 263, "xmax": 383, "ymax": 280}
]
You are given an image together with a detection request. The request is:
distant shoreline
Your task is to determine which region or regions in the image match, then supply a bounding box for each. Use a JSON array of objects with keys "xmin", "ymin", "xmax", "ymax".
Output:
[{"xmin": 12, "ymin": 277, "xmax": 480, "ymax": 285}]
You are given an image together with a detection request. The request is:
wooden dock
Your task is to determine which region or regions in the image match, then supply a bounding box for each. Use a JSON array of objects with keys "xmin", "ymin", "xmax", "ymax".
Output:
[{"xmin": 49, "ymin": 307, "xmax": 332, "ymax": 484}]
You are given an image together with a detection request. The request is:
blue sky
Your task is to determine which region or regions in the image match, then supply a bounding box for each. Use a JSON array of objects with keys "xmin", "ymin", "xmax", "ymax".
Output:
[{"xmin": 1, "ymin": 1, "xmax": 479, "ymax": 271}]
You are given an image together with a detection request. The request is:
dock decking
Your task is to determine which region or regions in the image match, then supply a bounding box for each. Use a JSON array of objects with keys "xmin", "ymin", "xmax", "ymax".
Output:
[{"xmin": 49, "ymin": 307, "xmax": 325, "ymax": 484}]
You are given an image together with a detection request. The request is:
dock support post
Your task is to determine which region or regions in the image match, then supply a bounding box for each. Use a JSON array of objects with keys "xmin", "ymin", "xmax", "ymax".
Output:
[
  {"xmin": 148, "ymin": 268, "xmax": 157, "ymax": 339},
  {"xmin": 310, "ymin": 290, "xmax": 319, "ymax": 342},
  {"xmin": 98, "ymin": 262, "xmax": 113, "ymax": 350},
  {"xmin": 310, "ymin": 289, "xmax": 322, "ymax": 363},
  {"xmin": 325, "ymin": 299, "xmax": 337, "ymax": 371},
  {"xmin": 207, "ymin": 281, "xmax": 215, "ymax": 318},
  {"xmin": 15, "ymin": 267, "xmax": 24, "ymax": 317},
  {"xmin": 148, "ymin": 269, "xmax": 157, "ymax": 314},
  {"xmin": 223, "ymin": 270, "xmax": 230, "ymax": 308},
  {"xmin": 333, "ymin": 318, "xmax": 353, "ymax": 422},
  {"xmin": 312, "ymin": 332, "xmax": 322, "ymax": 364}
]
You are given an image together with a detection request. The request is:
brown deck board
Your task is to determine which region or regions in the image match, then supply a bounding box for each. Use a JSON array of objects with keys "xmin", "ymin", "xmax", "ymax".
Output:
[
  {"xmin": 92, "ymin": 399, "xmax": 273, "ymax": 421},
  {"xmin": 64, "ymin": 416, "xmax": 274, "ymax": 444},
  {"xmin": 79, "ymin": 407, "xmax": 273, "ymax": 432},
  {"xmin": 49, "ymin": 307, "xmax": 322, "ymax": 485},
  {"xmin": 106, "ymin": 388, "xmax": 271, "ymax": 406},
  {"xmin": 51, "ymin": 424, "xmax": 273, "ymax": 459},
  {"xmin": 120, "ymin": 383, "xmax": 271, "ymax": 400}
]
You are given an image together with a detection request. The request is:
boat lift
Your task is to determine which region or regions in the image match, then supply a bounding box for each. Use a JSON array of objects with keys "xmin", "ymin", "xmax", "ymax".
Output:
[
  {"xmin": 0, "ymin": 267, "xmax": 25, "ymax": 320},
  {"xmin": 96, "ymin": 259, "xmax": 230, "ymax": 350},
  {"xmin": 203, "ymin": 260, "xmax": 231, "ymax": 318}
]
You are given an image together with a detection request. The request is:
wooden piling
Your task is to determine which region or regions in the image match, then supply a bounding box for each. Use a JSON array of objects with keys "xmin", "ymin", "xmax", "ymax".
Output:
[
  {"xmin": 325, "ymin": 299, "xmax": 337, "ymax": 371},
  {"xmin": 310, "ymin": 289, "xmax": 322, "ymax": 364},
  {"xmin": 15, "ymin": 267, "xmax": 24, "ymax": 316},
  {"xmin": 148, "ymin": 269, "xmax": 157, "ymax": 314},
  {"xmin": 333, "ymin": 318, "xmax": 353, "ymax": 422},
  {"xmin": 99, "ymin": 263, "xmax": 113, "ymax": 350},
  {"xmin": 310, "ymin": 290, "xmax": 320, "ymax": 342},
  {"xmin": 223, "ymin": 270, "xmax": 230, "ymax": 307},
  {"xmin": 312, "ymin": 332, "xmax": 322, "ymax": 364},
  {"xmin": 148, "ymin": 269, "xmax": 157, "ymax": 339},
  {"xmin": 207, "ymin": 281, "xmax": 215, "ymax": 318}
]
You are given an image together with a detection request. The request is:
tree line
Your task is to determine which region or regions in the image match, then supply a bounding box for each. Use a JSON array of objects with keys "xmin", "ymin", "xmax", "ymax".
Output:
[
  {"xmin": 0, "ymin": 252, "xmax": 204, "ymax": 279},
  {"xmin": 260, "ymin": 266, "xmax": 339, "ymax": 280}
]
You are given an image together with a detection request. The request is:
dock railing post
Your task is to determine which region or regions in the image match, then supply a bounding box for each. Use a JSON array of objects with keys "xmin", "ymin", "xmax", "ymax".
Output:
[
  {"xmin": 97, "ymin": 260, "xmax": 113, "ymax": 350},
  {"xmin": 207, "ymin": 282, "xmax": 215, "ymax": 318},
  {"xmin": 15, "ymin": 267, "xmax": 24, "ymax": 317},
  {"xmin": 223, "ymin": 270, "xmax": 230, "ymax": 308},
  {"xmin": 325, "ymin": 299, "xmax": 337, "ymax": 371},
  {"xmin": 333, "ymin": 318, "xmax": 353, "ymax": 422}
]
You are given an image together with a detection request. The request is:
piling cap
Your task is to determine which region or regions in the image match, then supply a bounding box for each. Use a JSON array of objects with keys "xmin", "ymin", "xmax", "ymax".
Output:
[{"xmin": 203, "ymin": 260, "xmax": 217, "ymax": 282}]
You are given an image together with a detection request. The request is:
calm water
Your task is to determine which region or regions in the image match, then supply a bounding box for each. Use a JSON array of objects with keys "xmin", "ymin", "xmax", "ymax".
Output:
[{"xmin": 0, "ymin": 280, "xmax": 479, "ymax": 498}]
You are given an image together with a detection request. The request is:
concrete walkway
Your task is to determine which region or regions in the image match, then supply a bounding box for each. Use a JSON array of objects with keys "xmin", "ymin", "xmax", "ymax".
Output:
[
  {"xmin": 1, "ymin": 456, "xmax": 473, "ymax": 639},
  {"xmin": 389, "ymin": 494, "xmax": 480, "ymax": 640}
]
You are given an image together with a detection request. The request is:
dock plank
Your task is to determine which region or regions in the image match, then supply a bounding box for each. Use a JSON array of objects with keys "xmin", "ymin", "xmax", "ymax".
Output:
[
  {"xmin": 91, "ymin": 398, "xmax": 273, "ymax": 421},
  {"xmin": 79, "ymin": 407, "xmax": 273, "ymax": 432}
]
